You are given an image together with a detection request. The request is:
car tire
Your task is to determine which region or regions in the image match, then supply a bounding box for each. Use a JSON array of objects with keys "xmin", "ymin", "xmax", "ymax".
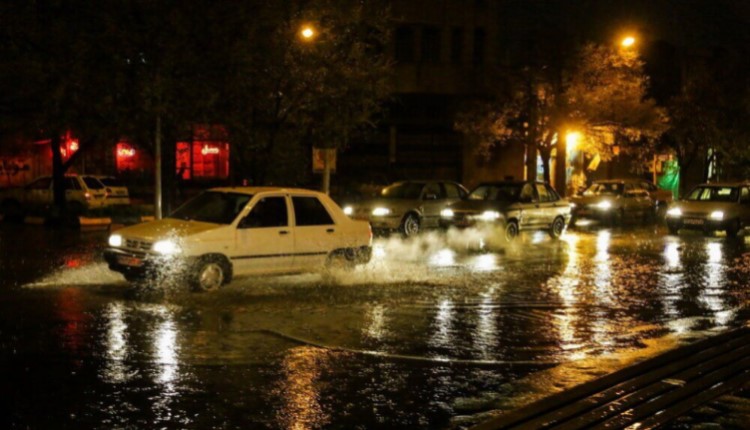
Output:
[
  {"xmin": 725, "ymin": 220, "xmax": 741, "ymax": 238},
  {"xmin": 400, "ymin": 213, "xmax": 420, "ymax": 238},
  {"xmin": 549, "ymin": 216, "xmax": 566, "ymax": 239},
  {"xmin": 504, "ymin": 220, "xmax": 519, "ymax": 242},
  {"xmin": 667, "ymin": 223, "xmax": 680, "ymax": 235},
  {"xmin": 192, "ymin": 256, "xmax": 229, "ymax": 292}
]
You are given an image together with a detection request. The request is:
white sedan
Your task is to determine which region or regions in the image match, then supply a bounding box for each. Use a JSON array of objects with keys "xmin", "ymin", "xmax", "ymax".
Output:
[{"xmin": 104, "ymin": 187, "xmax": 372, "ymax": 290}]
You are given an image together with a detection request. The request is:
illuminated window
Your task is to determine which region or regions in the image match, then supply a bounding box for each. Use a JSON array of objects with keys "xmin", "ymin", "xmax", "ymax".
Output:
[
  {"xmin": 176, "ymin": 125, "xmax": 230, "ymax": 180},
  {"xmin": 115, "ymin": 142, "xmax": 139, "ymax": 172}
]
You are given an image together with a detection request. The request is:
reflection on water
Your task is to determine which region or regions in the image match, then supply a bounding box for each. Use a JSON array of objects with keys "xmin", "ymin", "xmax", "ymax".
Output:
[
  {"xmin": 276, "ymin": 347, "xmax": 330, "ymax": 430},
  {"xmin": 474, "ymin": 287, "xmax": 498, "ymax": 359},
  {"xmin": 430, "ymin": 299, "xmax": 454, "ymax": 352},
  {"xmin": 701, "ymin": 242, "xmax": 733, "ymax": 327},
  {"xmin": 363, "ymin": 304, "xmax": 388, "ymax": 342},
  {"xmin": 103, "ymin": 302, "xmax": 130, "ymax": 383}
]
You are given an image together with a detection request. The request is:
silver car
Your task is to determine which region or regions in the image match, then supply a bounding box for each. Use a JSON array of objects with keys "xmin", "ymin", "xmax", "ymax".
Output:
[
  {"xmin": 439, "ymin": 181, "xmax": 572, "ymax": 242},
  {"xmin": 666, "ymin": 182, "xmax": 750, "ymax": 237},
  {"xmin": 343, "ymin": 180, "xmax": 468, "ymax": 237},
  {"xmin": 570, "ymin": 179, "xmax": 654, "ymax": 226}
]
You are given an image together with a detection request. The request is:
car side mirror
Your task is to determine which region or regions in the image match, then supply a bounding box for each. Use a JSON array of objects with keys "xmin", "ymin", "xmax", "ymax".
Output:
[{"xmin": 424, "ymin": 193, "xmax": 438, "ymax": 200}]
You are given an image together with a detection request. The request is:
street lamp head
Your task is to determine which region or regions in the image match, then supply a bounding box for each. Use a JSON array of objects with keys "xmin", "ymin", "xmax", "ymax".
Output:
[
  {"xmin": 300, "ymin": 25, "xmax": 315, "ymax": 40},
  {"xmin": 566, "ymin": 131, "xmax": 581, "ymax": 150},
  {"xmin": 621, "ymin": 36, "xmax": 636, "ymax": 48}
]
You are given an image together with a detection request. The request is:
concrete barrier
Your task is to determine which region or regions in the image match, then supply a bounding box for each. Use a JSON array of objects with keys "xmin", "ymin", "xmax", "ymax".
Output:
[{"xmin": 79, "ymin": 216, "xmax": 112, "ymax": 231}]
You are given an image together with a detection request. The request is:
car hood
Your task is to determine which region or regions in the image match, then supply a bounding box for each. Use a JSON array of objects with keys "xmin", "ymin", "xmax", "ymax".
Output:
[
  {"xmin": 672, "ymin": 200, "xmax": 739, "ymax": 215},
  {"xmin": 115, "ymin": 218, "xmax": 221, "ymax": 241},
  {"xmin": 571, "ymin": 195, "xmax": 620, "ymax": 205},
  {"xmin": 447, "ymin": 200, "xmax": 515, "ymax": 213},
  {"xmin": 352, "ymin": 198, "xmax": 417, "ymax": 210}
]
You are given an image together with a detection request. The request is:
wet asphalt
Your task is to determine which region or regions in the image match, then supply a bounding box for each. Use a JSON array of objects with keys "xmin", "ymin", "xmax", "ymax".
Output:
[{"xmin": 1, "ymin": 221, "xmax": 749, "ymax": 429}]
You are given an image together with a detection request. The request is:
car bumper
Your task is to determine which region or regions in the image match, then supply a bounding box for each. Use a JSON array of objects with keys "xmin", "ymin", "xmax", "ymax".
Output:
[
  {"xmin": 104, "ymin": 197, "xmax": 132, "ymax": 206},
  {"xmin": 666, "ymin": 217, "xmax": 732, "ymax": 232},
  {"xmin": 571, "ymin": 207, "xmax": 616, "ymax": 221},
  {"xmin": 104, "ymin": 248, "xmax": 194, "ymax": 278}
]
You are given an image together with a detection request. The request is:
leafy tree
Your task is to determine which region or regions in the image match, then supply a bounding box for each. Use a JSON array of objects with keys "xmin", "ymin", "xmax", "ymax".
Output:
[
  {"xmin": 220, "ymin": 0, "xmax": 392, "ymax": 185},
  {"xmin": 455, "ymin": 42, "xmax": 665, "ymax": 195}
]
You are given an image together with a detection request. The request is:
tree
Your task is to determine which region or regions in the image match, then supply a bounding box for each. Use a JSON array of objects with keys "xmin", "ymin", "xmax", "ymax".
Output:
[
  {"xmin": 219, "ymin": 0, "xmax": 392, "ymax": 185},
  {"xmin": 455, "ymin": 42, "xmax": 665, "ymax": 194}
]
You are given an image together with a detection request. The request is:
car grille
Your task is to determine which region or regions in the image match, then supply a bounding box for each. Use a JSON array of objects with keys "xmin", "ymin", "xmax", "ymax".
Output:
[{"xmin": 125, "ymin": 238, "xmax": 152, "ymax": 251}]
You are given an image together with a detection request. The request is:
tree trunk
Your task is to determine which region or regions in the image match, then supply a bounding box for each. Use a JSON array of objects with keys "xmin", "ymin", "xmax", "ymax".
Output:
[
  {"xmin": 539, "ymin": 146, "xmax": 552, "ymax": 184},
  {"xmin": 50, "ymin": 134, "xmax": 67, "ymax": 218},
  {"xmin": 554, "ymin": 128, "xmax": 567, "ymax": 197}
]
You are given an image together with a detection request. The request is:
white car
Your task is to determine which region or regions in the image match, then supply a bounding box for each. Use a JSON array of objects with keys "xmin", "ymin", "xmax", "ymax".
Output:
[
  {"xmin": 104, "ymin": 187, "xmax": 373, "ymax": 290},
  {"xmin": 95, "ymin": 175, "xmax": 131, "ymax": 206},
  {"xmin": 0, "ymin": 174, "xmax": 107, "ymax": 219}
]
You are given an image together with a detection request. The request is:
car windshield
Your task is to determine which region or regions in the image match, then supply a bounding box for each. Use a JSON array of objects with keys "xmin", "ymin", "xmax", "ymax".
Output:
[
  {"xmin": 381, "ymin": 182, "xmax": 424, "ymax": 199},
  {"xmin": 468, "ymin": 184, "xmax": 523, "ymax": 201},
  {"xmin": 169, "ymin": 191, "xmax": 252, "ymax": 224},
  {"xmin": 685, "ymin": 186, "xmax": 739, "ymax": 202},
  {"xmin": 81, "ymin": 177, "xmax": 104, "ymax": 190},
  {"xmin": 98, "ymin": 177, "xmax": 123, "ymax": 187},
  {"xmin": 584, "ymin": 183, "xmax": 623, "ymax": 196}
]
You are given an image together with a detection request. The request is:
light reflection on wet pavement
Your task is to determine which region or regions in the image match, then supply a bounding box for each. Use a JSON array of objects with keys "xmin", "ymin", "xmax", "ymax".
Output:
[{"xmin": 1, "ymin": 223, "xmax": 749, "ymax": 429}]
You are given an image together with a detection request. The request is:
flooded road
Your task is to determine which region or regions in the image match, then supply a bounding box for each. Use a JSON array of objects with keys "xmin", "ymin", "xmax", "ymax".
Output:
[{"xmin": 1, "ymin": 223, "xmax": 749, "ymax": 429}]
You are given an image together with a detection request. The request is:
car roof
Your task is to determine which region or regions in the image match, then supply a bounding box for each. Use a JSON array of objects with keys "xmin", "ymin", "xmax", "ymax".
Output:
[
  {"xmin": 477, "ymin": 181, "xmax": 548, "ymax": 186},
  {"xmin": 209, "ymin": 186, "xmax": 325, "ymax": 196},
  {"xmin": 592, "ymin": 178, "xmax": 644, "ymax": 184},
  {"xmin": 695, "ymin": 182, "xmax": 750, "ymax": 187}
]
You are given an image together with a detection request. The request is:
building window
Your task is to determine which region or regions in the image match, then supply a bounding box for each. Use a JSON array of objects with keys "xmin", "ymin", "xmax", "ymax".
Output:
[
  {"xmin": 394, "ymin": 26, "xmax": 415, "ymax": 63},
  {"xmin": 421, "ymin": 26, "xmax": 441, "ymax": 63},
  {"xmin": 450, "ymin": 27, "xmax": 463, "ymax": 64},
  {"xmin": 473, "ymin": 27, "xmax": 486, "ymax": 65},
  {"xmin": 115, "ymin": 142, "xmax": 140, "ymax": 172},
  {"xmin": 176, "ymin": 125, "xmax": 230, "ymax": 180}
]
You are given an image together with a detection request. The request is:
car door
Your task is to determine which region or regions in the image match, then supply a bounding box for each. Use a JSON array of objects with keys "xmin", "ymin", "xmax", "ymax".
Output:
[
  {"xmin": 233, "ymin": 194, "xmax": 295, "ymax": 275},
  {"xmin": 517, "ymin": 183, "xmax": 540, "ymax": 228},
  {"xmin": 291, "ymin": 195, "xmax": 338, "ymax": 270},
  {"xmin": 419, "ymin": 182, "xmax": 445, "ymax": 228},
  {"xmin": 534, "ymin": 183, "xmax": 557, "ymax": 226}
]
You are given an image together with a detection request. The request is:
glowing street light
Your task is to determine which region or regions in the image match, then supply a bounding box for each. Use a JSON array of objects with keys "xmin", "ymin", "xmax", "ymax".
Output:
[
  {"xmin": 621, "ymin": 36, "xmax": 636, "ymax": 48},
  {"xmin": 566, "ymin": 131, "xmax": 581, "ymax": 150},
  {"xmin": 300, "ymin": 25, "xmax": 316, "ymax": 41}
]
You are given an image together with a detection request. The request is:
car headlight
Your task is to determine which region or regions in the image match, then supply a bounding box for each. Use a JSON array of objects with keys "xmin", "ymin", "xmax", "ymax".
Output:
[
  {"xmin": 666, "ymin": 207, "xmax": 682, "ymax": 217},
  {"xmin": 108, "ymin": 234, "xmax": 122, "ymax": 247},
  {"xmin": 710, "ymin": 210, "xmax": 724, "ymax": 220},
  {"xmin": 569, "ymin": 202, "xmax": 577, "ymax": 209},
  {"xmin": 441, "ymin": 208, "xmax": 454, "ymax": 218},
  {"xmin": 153, "ymin": 239, "xmax": 181, "ymax": 255},
  {"xmin": 596, "ymin": 200, "xmax": 612, "ymax": 210},
  {"xmin": 480, "ymin": 210, "xmax": 501, "ymax": 221},
  {"xmin": 371, "ymin": 207, "xmax": 391, "ymax": 216},
  {"xmin": 343, "ymin": 206, "xmax": 353, "ymax": 216}
]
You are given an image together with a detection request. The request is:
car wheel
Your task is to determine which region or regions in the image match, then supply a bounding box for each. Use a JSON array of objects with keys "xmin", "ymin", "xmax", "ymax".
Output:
[
  {"xmin": 504, "ymin": 220, "xmax": 519, "ymax": 242},
  {"xmin": 549, "ymin": 216, "xmax": 566, "ymax": 239},
  {"xmin": 192, "ymin": 256, "xmax": 228, "ymax": 292},
  {"xmin": 726, "ymin": 220, "xmax": 741, "ymax": 238},
  {"xmin": 400, "ymin": 213, "xmax": 420, "ymax": 237},
  {"xmin": 667, "ymin": 223, "xmax": 680, "ymax": 235}
]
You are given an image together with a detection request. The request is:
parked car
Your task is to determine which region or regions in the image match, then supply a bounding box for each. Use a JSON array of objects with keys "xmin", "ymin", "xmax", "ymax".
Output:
[
  {"xmin": 665, "ymin": 182, "xmax": 750, "ymax": 237},
  {"xmin": 570, "ymin": 179, "xmax": 654, "ymax": 226},
  {"xmin": 439, "ymin": 181, "xmax": 572, "ymax": 242},
  {"xmin": 639, "ymin": 180, "xmax": 673, "ymax": 210},
  {"xmin": 342, "ymin": 180, "xmax": 468, "ymax": 237},
  {"xmin": 0, "ymin": 174, "xmax": 107, "ymax": 220},
  {"xmin": 95, "ymin": 175, "xmax": 131, "ymax": 206},
  {"xmin": 104, "ymin": 187, "xmax": 373, "ymax": 290}
]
